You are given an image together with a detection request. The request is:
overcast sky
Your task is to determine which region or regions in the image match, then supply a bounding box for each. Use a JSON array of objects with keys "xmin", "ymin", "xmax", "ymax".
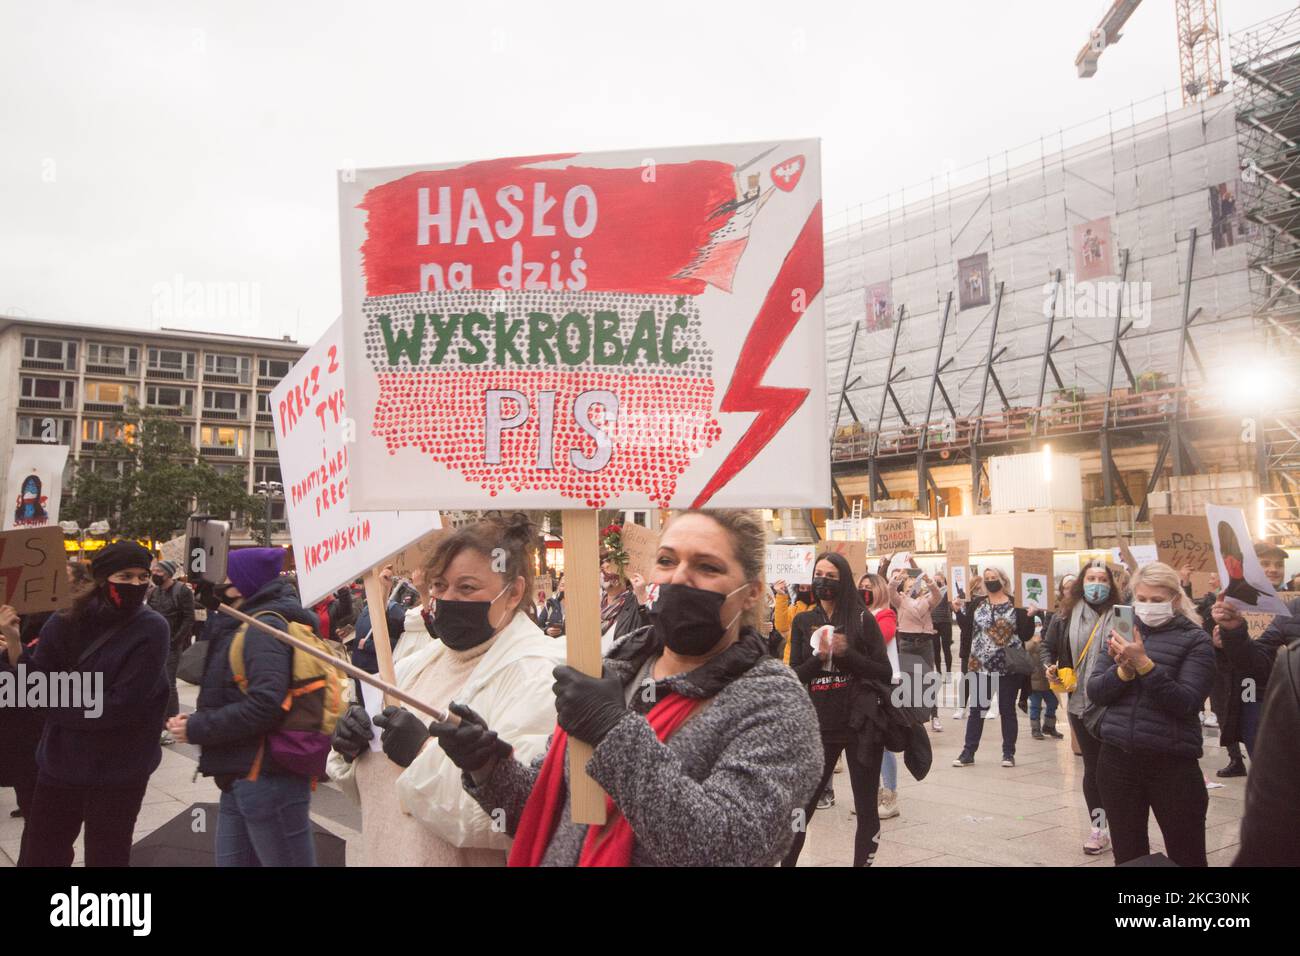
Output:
[{"xmin": 2, "ymin": 0, "xmax": 1295, "ymax": 344}]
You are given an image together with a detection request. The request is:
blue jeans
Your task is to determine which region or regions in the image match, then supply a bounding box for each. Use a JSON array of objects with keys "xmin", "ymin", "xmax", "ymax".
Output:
[
  {"xmin": 880, "ymin": 750, "xmax": 898, "ymax": 791},
  {"xmin": 216, "ymin": 774, "xmax": 316, "ymax": 867},
  {"xmin": 962, "ymin": 672, "xmax": 1027, "ymax": 760},
  {"xmin": 1028, "ymin": 689, "xmax": 1058, "ymax": 721}
]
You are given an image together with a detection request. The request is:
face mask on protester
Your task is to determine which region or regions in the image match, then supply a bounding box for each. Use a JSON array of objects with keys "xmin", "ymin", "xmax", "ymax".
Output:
[
  {"xmin": 432, "ymin": 584, "xmax": 511, "ymax": 651},
  {"xmin": 811, "ymin": 576, "xmax": 838, "ymax": 601},
  {"xmin": 101, "ymin": 580, "xmax": 148, "ymax": 611},
  {"xmin": 1083, "ymin": 582, "xmax": 1110, "ymax": 604},
  {"xmin": 1135, "ymin": 601, "xmax": 1175, "ymax": 628},
  {"xmin": 984, "ymin": 579, "xmax": 1004, "ymax": 594},
  {"xmin": 151, "ymin": 573, "xmax": 167, "ymax": 587},
  {"xmin": 860, "ymin": 589, "xmax": 873, "ymax": 605},
  {"xmin": 651, "ymin": 582, "xmax": 746, "ymax": 656}
]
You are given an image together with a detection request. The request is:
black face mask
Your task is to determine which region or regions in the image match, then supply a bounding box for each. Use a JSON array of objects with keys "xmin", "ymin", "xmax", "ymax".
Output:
[
  {"xmin": 101, "ymin": 581, "xmax": 148, "ymax": 612},
  {"xmin": 431, "ymin": 586, "xmax": 508, "ymax": 651},
  {"xmin": 984, "ymin": 579, "xmax": 1003, "ymax": 594},
  {"xmin": 650, "ymin": 582, "xmax": 743, "ymax": 656},
  {"xmin": 811, "ymin": 576, "xmax": 838, "ymax": 601},
  {"xmin": 151, "ymin": 574, "xmax": 167, "ymax": 587},
  {"xmin": 794, "ymin": 588, "xmax": 812, "ymax": 604},
  {"xmin": 861, "ymin": 589, "xmax": 873, "ymax": 605}
]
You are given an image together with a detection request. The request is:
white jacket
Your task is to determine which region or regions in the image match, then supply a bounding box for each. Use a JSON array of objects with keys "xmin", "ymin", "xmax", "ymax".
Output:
[
  {"xmin": 328, "ymin": 612, "xmax": 564, "ymax": 851},
  {"xmin": 393, "ymin": 607, "xmax": 434, "ymax": 665}
]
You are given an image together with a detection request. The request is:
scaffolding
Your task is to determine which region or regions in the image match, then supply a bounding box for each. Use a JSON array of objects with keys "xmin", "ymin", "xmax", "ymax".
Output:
[{"xmin": 1234, "ymin": 5, "xmax": 1300, "ymax": 543}]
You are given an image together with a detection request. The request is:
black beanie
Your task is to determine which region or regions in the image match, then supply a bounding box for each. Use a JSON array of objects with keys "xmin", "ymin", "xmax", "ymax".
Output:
[{"xmin": 91, "ymin": 541, "xmax": 155, "ymax": 580}]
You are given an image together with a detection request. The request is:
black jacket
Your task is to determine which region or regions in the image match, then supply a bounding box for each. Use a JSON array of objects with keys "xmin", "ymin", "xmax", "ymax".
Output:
[
  {"xmin": 147, "ymin": 580, "xmax": 195, "ymax": 645},
  {"xmin": 1235, "ymin": 641, "xmax": 1300, "ymax": 866},
  {"xmin": 1087, "ymin": 613, "xmax": 1217, "ymax": 759},
  {"xmin": 25, "ymin": 600, "xmax": 169, "ymax": 787},
  {"xmin": 1219, "ymin": 595, "xmax": 1300, "ymax": 695},
  {"xmin": 186, "ymin": 577, "xmax": 318, "ymax": 779},
  {"xmin": 789, "ymin": 604, "xmax": 892, "ymax": 739}
]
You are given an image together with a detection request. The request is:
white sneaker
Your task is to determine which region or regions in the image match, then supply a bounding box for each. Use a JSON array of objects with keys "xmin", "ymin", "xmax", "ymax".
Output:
[
  {"xmin": 952, "ymin": 708, "xmax": 964, "ymax": 720},
  {"xmin": 1000, "ymin": 756, "xmax": 1015, "ymax": 767},
  {"xmin": 931, "ymin": 718, "xmax": 943, "ymax": 732},
  {"xmin": 1204, "ymin": 713, "xmax": 1219, "ymax": 728},
  {"xmin": 878, "ymin": 787, "xmax": 900, "ymax": 819},
  {"xmin": 1083, "ymin": 828, "xmax": 1111, "ymax": 855}
]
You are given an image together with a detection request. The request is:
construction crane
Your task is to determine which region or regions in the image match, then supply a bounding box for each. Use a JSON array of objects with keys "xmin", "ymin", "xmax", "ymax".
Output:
[{"xmin": 1076, "ymin": 0, "xmax": 1228, "ymax": 104}]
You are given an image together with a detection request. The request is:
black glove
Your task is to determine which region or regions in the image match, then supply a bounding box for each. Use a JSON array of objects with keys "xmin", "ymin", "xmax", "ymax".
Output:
[
  {"xmin": 428, "ymin": 701, "xmax": 512, "ymax": 773},
  {"xmin": 552, "ymin": 665, "xmax": 627, "ymax": 745},
  {"xmin": 373, "ymin": 705, "xmax": 431, "ymax": 768},
  {"xmin": 331, "ymin": 704, "xmax": 373, "ymax": 763}
]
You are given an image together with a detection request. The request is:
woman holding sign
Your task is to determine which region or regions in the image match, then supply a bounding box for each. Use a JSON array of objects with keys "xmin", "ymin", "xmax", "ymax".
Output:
[
  {"xmin": 327, "ymin": 513, "xmax": 564, "ymax": 866},
  {"xmin": 1086, "ymin": 562, "xmax": 1216, "ymax": 866},
  {"xmin": 427, "ymin": 509, "xmax": 822, "ymax": 866}
]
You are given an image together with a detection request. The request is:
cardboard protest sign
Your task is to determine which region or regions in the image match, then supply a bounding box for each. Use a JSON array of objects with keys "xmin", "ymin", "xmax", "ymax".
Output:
[
  {"xmin": 874, "ymin": 519, "xmax": 915, "ymax": 554},
  {"xmin": 1013, "ymin": 547, "xmax": 1055, "ymax": 611},
  {"xmin": 765, "ymin": 545, "xmax": 817, "ymax": 585},
  {"xmin": 1205, "ymin": 504, "xmax": 1291, "ymax": 617},
  {"xmin": 3, "ymin": 445, "xmax": 69, "ymax": 532},
  {"xmin": 620, "ymin": 522, "xmax": 660, "ymax": 582},
  {"xmin": 1245, "ymin": 612, "xmax": 1275, "ymax": 640},
  {"xmin": 826, "ymin": 540, "xmax": 867, "ymax": 581},
  {"xmin": 338, "ymin": 141, "xmax": 827, "ymax": 511},
  {"xmin": 1152, "ymin": 514, "xmax": 1217, "ymax": 594},
  {"xmin": 389, "ymin": 527, "xmax": 452, "ymax": 582},
  {"xmin": 270, "ymin": 319, "xmax": 442, "ymax": 606},
  {"xmin": 0, "ymin": 527, "xmax": 71, "ymax": 614},
  {"xmin": 945, "ymin": 539, "xmax": 970, "ymax": 600}
]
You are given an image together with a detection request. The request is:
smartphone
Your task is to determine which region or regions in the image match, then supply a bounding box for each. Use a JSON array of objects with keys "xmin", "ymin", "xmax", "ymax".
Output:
[
  {"xmin": 186, "ymin": 515, "xmax": 230, "ymax": 585},
  {"xmin": 906, "ymin": 568, "xmax": 922, "ymax": 580},
  {"xmin": 390, "ymin": 579, "xmax": 421, "ymax": 609},
  {"xmin": 1113, "ymin": 605, "xmax": 1135, "ymax": 641}
]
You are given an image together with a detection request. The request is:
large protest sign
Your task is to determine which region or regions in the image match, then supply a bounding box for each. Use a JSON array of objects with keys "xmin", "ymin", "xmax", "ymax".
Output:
[
  {"xmin": 389, "ymin": 527, "xmax": 452, "ymax": 582},
  {"xmin": 3, "ymin": 445, "xmax": 69, "ymax": 532},
  {"xmin": 271, "ymin": 319, "xmax": 442, "ymax": 607},
  {"xmin": 945, "ymin": 539, "xmax": 970, "ymax": 600},
  {"xmin": 338, "ymin": 141, "xmax": 826, "ymax": 511},
  {"xmin": 765, "ymin": 545, "xmax": 817, "ymax": 585},
  {"xmin": 1151, "ymin": 514, "xmax": 1217, "ymax": 594},
  {"xmin": 1205, "ymin": 504, "xmax": 1291, "ymax": 617},
  {"xmin": 874, "ymin": 519, "xmax": 915, "ymax": 554},
  {"xmin": 826, "ymin": 540, "xmax": 866, "ymax": 580},
  {"xmin": 1013, "ymin": 547, "xmax": 1055, "ymax": 611},
  {"xmin": 0, "ymin": 527, "xmax": 71, "ymax": 614}
]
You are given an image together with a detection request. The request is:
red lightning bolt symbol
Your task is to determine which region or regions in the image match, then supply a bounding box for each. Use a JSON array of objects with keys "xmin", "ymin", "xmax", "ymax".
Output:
[{"xmin": 692, "ymin": 201, "xmax": 824, "ymax": 508}]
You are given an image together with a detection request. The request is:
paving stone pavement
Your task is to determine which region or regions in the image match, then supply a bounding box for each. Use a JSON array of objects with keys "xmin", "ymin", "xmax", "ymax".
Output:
[{"xmin": 0, "ymin": 677, "xmax": 1244, "ymax": 867}]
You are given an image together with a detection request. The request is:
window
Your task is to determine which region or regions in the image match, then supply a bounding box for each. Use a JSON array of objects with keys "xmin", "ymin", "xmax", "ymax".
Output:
[
  {"xmin": 17, "ymin": 416, "xmax": 73, "ymax": 443},
  {"xmin": 82, "ymin": 420, "xmax": 135, "ymax": 444},
  {"xmin": 204, "ymin": 353, "xmax": 250, "ymax": 380},
  {"xmin": 20, "ymin": 377, "xmax": 75, "ymax": 406},
  {"xmin": 86, "ymin": 343, "xmax": 138, "ymax": 367},
  {"xmin": 255, "ymin": 428, "xmax": 276, "ymax": 451},
  {"xmin": 203, "ymin": 389, "xmax": 248, "ymax": 415},
  {"xmin": 200, "ymin": 425, "xmax": 247, "ymax": 454},
  {"xmin": 23, "ymin": 337, "xmax": 77, "ymax": 367},
  {"xmin": 84, "ymin": 381, "xmax": 137, "ymax": 404},
  {"xmin": 254, "ymin": 463, "xmax": 282, "ymax": 485},
  {"xmin": 258, "ymin": 357, "xmax": 292, "ymax": 380},
  {"xmin": 147, "ymin": 347, "xmax": 195, "ymax": 375},
  {"xmin": 146, "ymin": 385, "xmax": 192, "ymax": 408},
  {"xmin": 256, "ymin": 391, "xmax": 273, "ymax": 414}
]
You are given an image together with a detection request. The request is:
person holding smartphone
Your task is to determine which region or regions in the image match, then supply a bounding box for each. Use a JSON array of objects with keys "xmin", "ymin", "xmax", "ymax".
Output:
[
  {"xmin": 888, "ymin": 562, "xmax": 944, "ymax": 732},
  {"xmin": 1086, "ymin": 562, "xmax": 1216, "ymax": 866},
  {"xmin": 783, "ymin": 552, "xmax": 893, "ymax": 866}
]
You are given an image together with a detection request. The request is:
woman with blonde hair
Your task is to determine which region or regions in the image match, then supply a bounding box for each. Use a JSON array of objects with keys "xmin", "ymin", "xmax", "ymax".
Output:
[
  {"xmin": 1087, "ymin": 561, "xmax": 1216, "ymax": 866},
  {"xmin": 953, "ymin": 567, "xmax": 1035, "ymax": 768}
]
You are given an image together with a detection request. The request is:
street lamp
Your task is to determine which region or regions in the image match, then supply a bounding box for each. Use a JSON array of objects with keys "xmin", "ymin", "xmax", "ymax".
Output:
[{"xmin": 254, "ymin": 480, "xmax": 284, "ymax": 547}]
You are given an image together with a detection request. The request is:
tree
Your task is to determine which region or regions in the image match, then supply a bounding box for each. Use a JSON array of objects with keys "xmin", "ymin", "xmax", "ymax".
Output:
[{"xmin": 65, "ymin": 404, "xmax": 259, "ymax": 542}]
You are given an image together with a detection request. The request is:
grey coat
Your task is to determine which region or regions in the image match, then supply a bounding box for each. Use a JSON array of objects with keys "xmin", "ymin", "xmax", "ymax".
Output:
[{"xmin": 465, "ymin": 627, "xmax": 823, "ymax": 866}]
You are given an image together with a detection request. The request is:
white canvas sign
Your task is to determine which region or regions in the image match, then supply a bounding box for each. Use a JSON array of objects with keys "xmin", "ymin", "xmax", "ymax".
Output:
[
  {"xmin": 765, "ymin": 544, "xmax": 817, "ymax": 585},
  {"xmin": 3, "ymin": 445, "xmax": 69, "ymax": 532}
]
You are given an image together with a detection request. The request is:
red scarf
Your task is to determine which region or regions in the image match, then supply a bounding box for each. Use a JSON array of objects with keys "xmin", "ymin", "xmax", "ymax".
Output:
[{"xmin": 507, "ymin": 692, "xmax": 699, "ymax": 867}]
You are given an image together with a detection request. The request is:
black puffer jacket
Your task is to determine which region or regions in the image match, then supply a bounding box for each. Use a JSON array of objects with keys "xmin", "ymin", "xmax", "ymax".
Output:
[
  {"xmin": 1235, "ymin": 640, "xmax": 1300, "ymax": 866},
  {"xmin": 186, "ymin": 577, "xmax": 319, "ymax": 779},
  {"xmin": 1087, "ymin": 613, "xmax": 1216, "ymax": 759}
]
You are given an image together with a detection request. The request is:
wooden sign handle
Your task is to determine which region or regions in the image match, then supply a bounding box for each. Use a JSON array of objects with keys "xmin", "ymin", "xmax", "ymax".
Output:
[
  {"xmin": 561, "ymin": 509, "xmax": 609, "ymax": 826},
  {"xmin": 363, "ymin": 566, "xmax": 399, "ymax": 706}
]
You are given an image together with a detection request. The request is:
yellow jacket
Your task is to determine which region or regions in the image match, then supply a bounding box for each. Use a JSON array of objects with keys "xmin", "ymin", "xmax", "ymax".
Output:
[{"xmin": 773, "ymin": 592, "xmax": 814, "ymax": 664}]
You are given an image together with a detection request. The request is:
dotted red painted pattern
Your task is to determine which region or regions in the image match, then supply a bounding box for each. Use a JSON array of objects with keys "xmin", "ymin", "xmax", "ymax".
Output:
[{"xmin": 373, "ymin": 370, "xmax": 721, "ymax": 507}]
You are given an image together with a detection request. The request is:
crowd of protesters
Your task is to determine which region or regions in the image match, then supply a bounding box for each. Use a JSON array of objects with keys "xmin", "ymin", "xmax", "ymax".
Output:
[{"xmin": 0, "ymin": 515, "xmax": 1297, "ymax": 868}]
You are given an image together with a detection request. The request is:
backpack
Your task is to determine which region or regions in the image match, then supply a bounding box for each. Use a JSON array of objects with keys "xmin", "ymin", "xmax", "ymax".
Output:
[{"xmin": 229, "ymin": 611, "xmax": 347, "ymax": 780}]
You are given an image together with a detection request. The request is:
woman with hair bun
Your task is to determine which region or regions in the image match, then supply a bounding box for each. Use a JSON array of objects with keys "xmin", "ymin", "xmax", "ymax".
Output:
[{"xmin": 327, "ymin": 512, "xmax": 564, "ymax": 866}]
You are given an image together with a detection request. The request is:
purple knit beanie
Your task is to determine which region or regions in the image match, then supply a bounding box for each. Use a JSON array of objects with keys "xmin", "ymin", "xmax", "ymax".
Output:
[{"xmin": 227, "ymin": 547, "xmax": 286, "ymax": 599}]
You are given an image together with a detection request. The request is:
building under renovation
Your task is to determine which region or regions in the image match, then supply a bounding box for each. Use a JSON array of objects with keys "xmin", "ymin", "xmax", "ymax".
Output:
[{"xmin": 817, "ymin": 5, "xmax": 1300, "ymax": 553}]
